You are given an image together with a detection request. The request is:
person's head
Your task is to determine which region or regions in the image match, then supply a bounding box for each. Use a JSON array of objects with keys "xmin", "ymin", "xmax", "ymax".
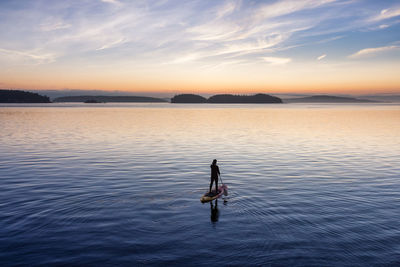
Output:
[{"xmin": 212, "ymin": 159, "xmax": 217, "ymax": 165}]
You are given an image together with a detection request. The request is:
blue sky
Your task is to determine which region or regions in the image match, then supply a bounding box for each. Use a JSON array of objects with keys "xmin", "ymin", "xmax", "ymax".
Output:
[{"xmin": 0, "ymin": 0, "xmax": 399, "ymax": 93}]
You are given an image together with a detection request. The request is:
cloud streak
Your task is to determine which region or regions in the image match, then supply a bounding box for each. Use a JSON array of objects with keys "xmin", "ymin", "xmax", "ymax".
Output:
[
  {"xmin": 255, "ymin": 0, "xmax": 337, "ymax": 21},
  {"xmin": 0, "ymin": 0, "xmax": 399, "ymax": 72},
  {"xmin": 0, "ymin": 0, "xmax": 376, "ymax": 67},
  {"xmin": 371, "ymin": 7, "xmax": 400, "ymax": 22},
  {"xmin": 262, "ymin": 56, "xmax": 292, "ymax": 65},
  {"xmin": 349, "ymin": 45, "xmax": 400, "ymax": 58},
  {"xmin": 40, "ymin": 21, "xmax": 71, "ymax": 32},
  {"xmin": 100, "ymin": 0, "xmax": 121, "ymax": 5},
  {"xmin": 0, "ymin": 48, "xmax": 56, "ymax": 64}
]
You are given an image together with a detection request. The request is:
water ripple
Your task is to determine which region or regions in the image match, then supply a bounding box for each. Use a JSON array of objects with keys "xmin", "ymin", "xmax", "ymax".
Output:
[{"xmin": 1, "ymin": 104, "xmax": 399, "ymax": 266}]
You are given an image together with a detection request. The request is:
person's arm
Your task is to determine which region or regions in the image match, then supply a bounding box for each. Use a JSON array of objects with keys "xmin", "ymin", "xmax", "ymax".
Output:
[{"xmin": 217, "ymin": 166, "xmax": 220, "ymax": 175}]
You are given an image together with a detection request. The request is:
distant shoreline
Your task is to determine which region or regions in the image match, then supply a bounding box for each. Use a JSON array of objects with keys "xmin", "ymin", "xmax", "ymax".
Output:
[
  {"xmin": 0, "ymin": 89, "xmax": 50, "ymax": 103},
  {"xmin": 171, "ymin": 93, "xmax": 283, "ymax": 104},
  {"xmin": 53, "ymin": 95, "xmax": 167, "ymax": 103},
  {"xmin": 1, "ymin": 89, "xmax": 394, "ymax": 104},
  {"xmin": 283, "ymin": 95, "xmax": 377, "ymax": 103}
]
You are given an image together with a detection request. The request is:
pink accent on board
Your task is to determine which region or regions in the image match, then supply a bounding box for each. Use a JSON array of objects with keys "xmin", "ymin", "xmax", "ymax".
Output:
[{"xmin": 215, "ymin": 184, "xmax": 227, "ymax": 197}]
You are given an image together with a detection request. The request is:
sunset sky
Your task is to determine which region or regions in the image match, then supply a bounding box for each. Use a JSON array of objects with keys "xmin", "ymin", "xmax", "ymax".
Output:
[{"xmin": 0, "ymin": 0, "xmax": 399, "ymax": 95}]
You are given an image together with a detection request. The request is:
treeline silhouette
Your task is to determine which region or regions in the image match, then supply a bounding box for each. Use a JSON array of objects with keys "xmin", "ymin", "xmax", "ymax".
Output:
[
  {"xmin": 0, "ymin": 90, "xmax": 50, "ymax": 103},
  {"xmin": 171, "ymin": 94, "xmax": 207, "ymax": 103},
  {"xmin": 171, "ymin": 93, "xmax": 282, "ymax": 103}
]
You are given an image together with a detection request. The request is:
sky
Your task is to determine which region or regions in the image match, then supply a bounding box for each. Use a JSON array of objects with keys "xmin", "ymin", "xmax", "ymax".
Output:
[{"xmin": 0, "ymin": 0, "xmax": 399, "ymax": 95}]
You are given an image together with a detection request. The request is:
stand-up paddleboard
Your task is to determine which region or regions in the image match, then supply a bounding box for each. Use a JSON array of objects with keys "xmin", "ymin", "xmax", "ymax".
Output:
[{"xmin": 201, "ymin": 184, "xmax": 227, "ymax": 203}]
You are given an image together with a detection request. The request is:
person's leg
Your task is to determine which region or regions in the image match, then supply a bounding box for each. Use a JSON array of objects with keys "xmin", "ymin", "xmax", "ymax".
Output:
[
  {"xmin": 215, "ymin": 177, "xmax": 218, "ymax": 193},
  {"xmin": 209, "ymin": 178, "xmax": 214, "ymax": 193}
]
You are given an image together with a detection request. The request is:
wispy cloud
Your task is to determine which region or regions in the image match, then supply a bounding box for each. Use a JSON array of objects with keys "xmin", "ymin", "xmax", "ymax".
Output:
[
  {"xmin": 169, "ymin": 53, "xmax": 201, "ymax": 64},
  {"xmin": 349, "ymin": 45, "xmax": 400, "ymax": 58},
  {"xmin": 262, "ymin": 56, "xmax": 291, "ymax": 65},
  {"xmin": 371, "ymin": 7, "xmax": 400, "ymax": 22},
  {"xmin": 216, "ymin": 1, "xmax": 238, "ymax": 19},
  {"xmin": 0, "ymin": 0, "xmax": 359, "ymax": 68},
  {"xmin": 378, "ymin": 24, "xmax": 390, "ymax": 29},
  {"xmin": 96, "ymin": 38, "xmax": 126, "ymax": 50},
  {"xmin": 0, "ymin": 0, "xmax": 398, "ymax": 70},
  {"xmin": 181, "ymin": 0, "xmax": 338, "ymax": 64},
  {"xmin": 0, "ymin": 0, "xmax": 399, "ymax": 93},
  {"xmin": 100, "ymin": 0, "xmax": 121, "ymax": 5},
  {"xmin": 40, "ymin": 21, "xmax": 71, "ymax": 32},
  {"xmin": 255, "ymin": 0, "xmax": 337, "ymax": 21},
  {"xmin": 0, "ymin": 48, "xmax": 56, "ymax": 64}
]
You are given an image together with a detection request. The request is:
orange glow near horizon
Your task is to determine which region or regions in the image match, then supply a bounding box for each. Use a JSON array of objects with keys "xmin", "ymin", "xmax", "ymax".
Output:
[{"xmin": 2, "ymin": 60, "xmax": 399, "ymax": 95}]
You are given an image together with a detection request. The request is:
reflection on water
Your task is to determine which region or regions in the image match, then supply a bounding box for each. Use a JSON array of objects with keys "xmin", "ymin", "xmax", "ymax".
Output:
[
  {"xmin": 210, "ymin": 200, "xmax": 219, "ymax": 223},
  {"xmin": 0, "ymin": 103, "xmax": 399, "ymax": 266}
]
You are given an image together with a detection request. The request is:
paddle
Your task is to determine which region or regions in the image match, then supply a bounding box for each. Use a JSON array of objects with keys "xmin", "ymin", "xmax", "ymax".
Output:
[{"xmin": 220, "ymin": 174, "xmax": 228, "ymax": 196}]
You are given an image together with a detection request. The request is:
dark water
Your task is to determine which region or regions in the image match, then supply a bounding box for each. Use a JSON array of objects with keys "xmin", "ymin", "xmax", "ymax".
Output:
[{"xmin": 1, "ymin": 103, "xmax": 399, "ymax": 266}]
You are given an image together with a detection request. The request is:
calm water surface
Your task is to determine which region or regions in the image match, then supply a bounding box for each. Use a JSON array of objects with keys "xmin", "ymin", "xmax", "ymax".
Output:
[{"xmin": 1, "ymin": 103, "xmax": 399, "ymax": 266}]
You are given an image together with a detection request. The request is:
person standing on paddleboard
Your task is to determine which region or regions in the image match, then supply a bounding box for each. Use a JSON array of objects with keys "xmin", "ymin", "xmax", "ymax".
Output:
[{"xmin": 209, "ymin": 159, "xmax": 220, "ymax": 194}]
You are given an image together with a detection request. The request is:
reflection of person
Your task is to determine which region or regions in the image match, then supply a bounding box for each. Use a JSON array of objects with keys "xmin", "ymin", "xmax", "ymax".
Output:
[
  {"xmin": 209, "ymin": 159, "xmax": 220, "ymax": 194},
  {"xmin": 210, "ymin": 200, "xmax": 219, "ymax": 222}
]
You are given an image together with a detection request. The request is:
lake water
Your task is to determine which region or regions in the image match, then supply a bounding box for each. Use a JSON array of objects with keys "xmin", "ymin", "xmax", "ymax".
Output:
[{"xmin": 1, "ymin": 103, "xmax": 399, "ymax": 266}]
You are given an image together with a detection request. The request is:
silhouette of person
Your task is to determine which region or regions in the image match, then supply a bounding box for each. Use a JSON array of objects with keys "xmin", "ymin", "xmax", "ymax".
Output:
[
  {"xmin": 209, "ymin": 159, "xmax": 220, "ymax": 194},
  {"xmin": 210, "ymin": 199, "xmax": 219, "ymax": 222}
]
